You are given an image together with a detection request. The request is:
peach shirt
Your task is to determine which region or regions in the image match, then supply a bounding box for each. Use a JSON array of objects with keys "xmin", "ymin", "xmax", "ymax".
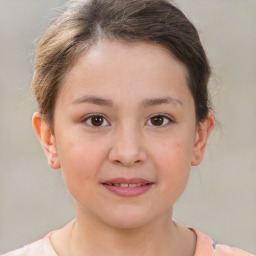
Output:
[{"xmin": 2, "ymin": 228, "xmax": 254, "ymax": 256}]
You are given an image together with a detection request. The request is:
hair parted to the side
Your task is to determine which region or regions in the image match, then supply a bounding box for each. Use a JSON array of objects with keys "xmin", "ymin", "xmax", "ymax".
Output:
[{"xmin": 32, "ymin": 0, "xmax": 211, "ymax": 129}]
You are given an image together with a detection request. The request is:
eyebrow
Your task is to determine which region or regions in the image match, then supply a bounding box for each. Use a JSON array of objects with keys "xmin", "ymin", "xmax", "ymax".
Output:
[
  {"xmin": 142, "ymin": 97, "xmax": 183, "ymax": 107},
  {"xmin": 72, "ymin": 95, "xmax": 183, "ymax": 107},
  {"xmin": 72, "ymin": 96, "xmax": 113, "ymax": 107}
]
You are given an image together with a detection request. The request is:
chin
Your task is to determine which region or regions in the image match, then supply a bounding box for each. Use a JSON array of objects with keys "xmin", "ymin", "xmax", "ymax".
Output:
[
  {"xmin": 105, "ymin": 217, "xmax": 150, "ymax": 230},
  {"xmin": 100, "ymin": 206, "xmax": 155, "ymax": 230}
]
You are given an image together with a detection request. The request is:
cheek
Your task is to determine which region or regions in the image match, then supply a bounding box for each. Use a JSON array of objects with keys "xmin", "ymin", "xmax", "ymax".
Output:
[
  {"xmin": 153, "ymin": 133, "xmax": 194, "ymax": 168},
  {"xmin": 150, "ymin": 131, "xmax": 195, "ymax": 191},
  {"xmin": 56, "ymin": 135, "xmax": 108, "ymax": 195}
]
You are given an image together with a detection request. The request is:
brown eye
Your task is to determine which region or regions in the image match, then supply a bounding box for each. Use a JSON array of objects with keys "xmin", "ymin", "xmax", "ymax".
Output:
[
  {"xmin": 147, "ymin": 115, "xmax": 172, "ymax": 127},
  {"xmin": 91, "ymin": 116, "xmax": 104, "ymax": 126},
  {"xmin": 85, "ymin": 115, "xmax": 109, "ymax": 127},
  {"xmin": 151, "ymin": 116, "xmax": 164, "ymax": 126}
]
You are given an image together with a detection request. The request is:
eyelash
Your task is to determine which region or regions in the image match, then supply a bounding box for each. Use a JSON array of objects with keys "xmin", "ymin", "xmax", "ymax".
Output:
[
  {"xmin": 83, "ymin": 114, "xmax": 110, "ymax": 127},
  {"xmin": 146, "ymin": 114, "xmax": 174, "ymax": 127},
  {"xmin": 82, "ymin": 113, "xmax": 174, "ymax": 128}
]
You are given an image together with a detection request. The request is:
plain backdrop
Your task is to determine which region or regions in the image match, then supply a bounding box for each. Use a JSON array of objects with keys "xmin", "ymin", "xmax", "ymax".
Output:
[{"xmin": 0, "ymin": 0, "xmax": 255, "ymax": 254}]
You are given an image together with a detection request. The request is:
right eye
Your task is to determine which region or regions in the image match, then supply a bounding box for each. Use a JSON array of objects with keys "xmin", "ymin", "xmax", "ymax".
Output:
[{"xmin": 83, "ymin": 114, "xmax": 110, "ymax": 127}]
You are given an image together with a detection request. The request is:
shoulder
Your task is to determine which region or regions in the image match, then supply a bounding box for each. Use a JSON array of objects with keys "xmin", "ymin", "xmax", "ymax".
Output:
[
  {"xmin": 215, "ymin": 244, "xmax": 254, "ymax": 256},
  {"xmin": 1, "ymin": 231, "xmax": 57, "ymax": 256},
  {"xmin": 190, "ymin": 228, "xmax": 254, "ymax": 256},
  {"xmin": 1, "ymin": 239, "xmax": 44, "ymax": 256}
]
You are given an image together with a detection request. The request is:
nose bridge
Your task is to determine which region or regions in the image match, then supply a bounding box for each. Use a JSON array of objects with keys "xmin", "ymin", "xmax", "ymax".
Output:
[{"xmin": 109, "ymin": 121, "xmax": 147, "ymax": 166}]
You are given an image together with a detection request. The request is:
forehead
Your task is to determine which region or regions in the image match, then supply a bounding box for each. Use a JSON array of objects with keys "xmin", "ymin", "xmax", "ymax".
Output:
[
  {"xmin": 57, "ymin": 40, "xmax": 192, "ymax": 107},
  {"xmin": 71, "ymin": 40, "xmax": 188, "ymax": 79}
]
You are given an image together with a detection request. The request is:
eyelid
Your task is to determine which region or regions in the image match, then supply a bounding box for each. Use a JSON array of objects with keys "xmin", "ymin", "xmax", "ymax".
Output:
[
  {"xmin": 82, "ymin": 113, "xmax": 110, "ymax": 127},
  {"xmin": 146, "ymin": 113, "xmax": 174, "ymax": 127}
]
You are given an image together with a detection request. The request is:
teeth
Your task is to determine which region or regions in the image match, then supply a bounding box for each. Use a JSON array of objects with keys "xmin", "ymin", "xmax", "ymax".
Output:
[
  {"xmin": 105, "ymin": 183, "xmax": 149, "ymax": 187},
  {"xmin": 120, "ymin": 184, "xmax": 129, "ymax": 188},
  {"xmin": 119, "ymin": 183, "xmax": 144, "ymax": 187}
]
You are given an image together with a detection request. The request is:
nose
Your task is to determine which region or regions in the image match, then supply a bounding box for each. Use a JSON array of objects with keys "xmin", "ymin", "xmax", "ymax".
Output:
[{"xmin": 108, "ymin": 126, "xmax": 147, "ymax": 167}]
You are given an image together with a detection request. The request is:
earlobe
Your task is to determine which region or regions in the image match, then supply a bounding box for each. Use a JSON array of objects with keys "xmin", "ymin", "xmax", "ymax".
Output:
[
  {"xmin": 191, "ymin": 110, "xmax": 215, "ymax": 166},
  {"xmin": 32, "ymin": 112, "xmax": 61, "ymax": 169}
]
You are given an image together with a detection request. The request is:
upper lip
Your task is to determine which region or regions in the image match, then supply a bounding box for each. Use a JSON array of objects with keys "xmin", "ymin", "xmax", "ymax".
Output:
[{"xmin": 102, "ymin": 177, "xmax": 153, "ymax": 185}]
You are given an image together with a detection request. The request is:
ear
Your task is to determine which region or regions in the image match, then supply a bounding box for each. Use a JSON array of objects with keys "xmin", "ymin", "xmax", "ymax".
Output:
[
  {"xmin": 191, "ymin": 110, "xmax": 215, "ymax": 166},
  {"xmin": 32, "ymin": 112, "xmax": 61, "ymax": 169}
]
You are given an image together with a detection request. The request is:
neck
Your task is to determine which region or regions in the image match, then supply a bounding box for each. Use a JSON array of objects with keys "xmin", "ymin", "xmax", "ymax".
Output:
[{"xmin": 71, "ymin": 206, "xmax": 182, "ymax": 256}]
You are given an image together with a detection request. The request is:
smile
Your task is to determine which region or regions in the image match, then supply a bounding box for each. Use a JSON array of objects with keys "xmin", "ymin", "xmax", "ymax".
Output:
[
  {"xmin": 104, "ymin": 183, "xmax": 149, "ymax": 187},
  {"xmin": 102, "ymin": 178, "xmax": 154, "ymax": 197}
]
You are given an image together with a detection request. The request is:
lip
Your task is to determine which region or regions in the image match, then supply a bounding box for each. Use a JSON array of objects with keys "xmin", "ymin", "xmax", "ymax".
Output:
[{"xmin": 101, "ymin": 177, "xmax": 154, "ymax": 197}]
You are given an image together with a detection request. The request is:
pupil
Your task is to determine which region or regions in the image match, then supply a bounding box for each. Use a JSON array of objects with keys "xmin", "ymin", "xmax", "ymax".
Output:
[
  {"xmin": 92, "ymin": 116, "xmax": 103, "ymax": 126},
  {"xmin": 152, "ymin": 116, "xmax": 163, "ymax": 126}
]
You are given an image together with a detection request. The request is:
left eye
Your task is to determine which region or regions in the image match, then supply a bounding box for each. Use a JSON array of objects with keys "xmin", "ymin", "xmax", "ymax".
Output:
[
  {"xmin": 146, "ymin": 115, "xmax": 172, "ymax": 127},
  {"xmin": 84, "ymin": 115, "xmax": 109, "ymax": 127}
]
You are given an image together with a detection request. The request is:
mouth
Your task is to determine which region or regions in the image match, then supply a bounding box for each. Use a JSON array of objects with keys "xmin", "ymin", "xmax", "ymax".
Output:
[
  {"xmin": 103, "ymin": 183, "xmax": 152, "ymax": 187},
  {"xmin": 101, "ymin": 178, "xmax": 154, "ymax": 197}
]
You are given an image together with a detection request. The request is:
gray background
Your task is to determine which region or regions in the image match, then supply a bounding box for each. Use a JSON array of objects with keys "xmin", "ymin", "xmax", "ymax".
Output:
[{"xmin": 0, "ymin": 0, "xmax": 255, "ymax": 254}]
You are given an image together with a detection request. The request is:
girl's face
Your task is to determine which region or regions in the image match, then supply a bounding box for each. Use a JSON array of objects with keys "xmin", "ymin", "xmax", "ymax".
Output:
[{"xmin": 36, "ymin": 40, "xmax": 213, "ymax": 229}]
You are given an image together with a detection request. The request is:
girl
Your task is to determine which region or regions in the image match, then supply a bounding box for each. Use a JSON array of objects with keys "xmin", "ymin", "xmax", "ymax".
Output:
[{"xmin": 3, "ymin": 0, "xmax": 254, "ymax": 255}]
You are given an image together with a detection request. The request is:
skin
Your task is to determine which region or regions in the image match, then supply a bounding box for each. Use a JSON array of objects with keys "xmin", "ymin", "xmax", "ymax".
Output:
[{"xmin": 33, "ymin": 40, "xmax": 214, "ymax": 256}]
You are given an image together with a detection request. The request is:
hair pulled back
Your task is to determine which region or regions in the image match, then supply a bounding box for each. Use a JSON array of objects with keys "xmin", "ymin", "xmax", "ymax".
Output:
[{"xmin": 32, "ymin": 0, "xmax": 211, "ymax": 127}]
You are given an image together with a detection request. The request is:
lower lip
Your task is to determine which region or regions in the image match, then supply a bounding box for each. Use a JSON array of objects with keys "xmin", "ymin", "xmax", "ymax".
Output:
[{"xmin": 102, "ymin": 184, "xmax": 153, "ymax": 197}]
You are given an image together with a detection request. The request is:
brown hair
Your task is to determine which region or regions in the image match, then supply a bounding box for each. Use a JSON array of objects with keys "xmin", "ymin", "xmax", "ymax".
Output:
[{"xmin": 32, "ymin": 0, "xmax": 211, "ymax": 128}]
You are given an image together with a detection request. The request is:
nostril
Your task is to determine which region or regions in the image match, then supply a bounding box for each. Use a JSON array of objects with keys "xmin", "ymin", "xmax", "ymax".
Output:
[
  {"xmin": 109, "ymin": 146, "xmax": 147, "ymax": 167},
  {"xmin": 113, "ymin": 158, "xmax": 142, "ymax": 167}
]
